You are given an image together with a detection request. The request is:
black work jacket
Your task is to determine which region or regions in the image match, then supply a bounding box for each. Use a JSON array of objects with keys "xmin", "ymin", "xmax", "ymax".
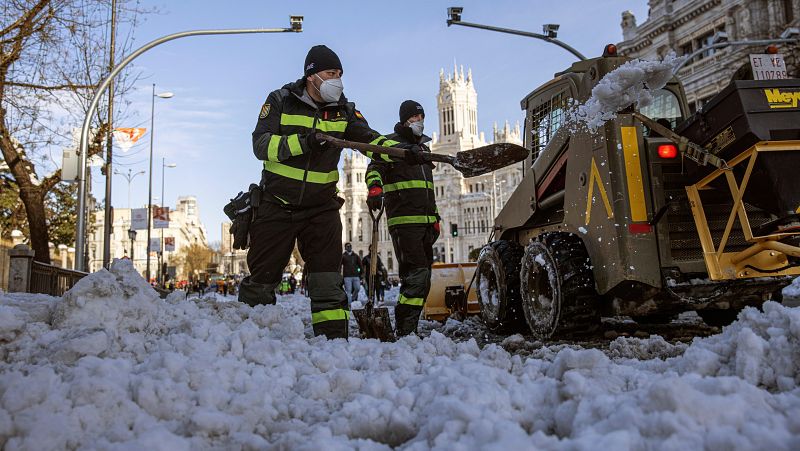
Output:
[
  {"xmin": 341, "ymin": 252, "xmax": 362, "ymax": 277},
  {"xmin": 366, "ymin": 123, "xmax": 438, "ymax": 228},
  {"xmin": 253, "ymin": 78, "xmax": 401, "ymax": 208}
]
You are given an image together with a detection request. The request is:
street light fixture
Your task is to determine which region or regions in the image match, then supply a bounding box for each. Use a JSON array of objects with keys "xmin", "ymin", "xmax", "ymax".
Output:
[
  {"xmin": 145, "ymin": 86, "xmax": 173, "ymax": 285},
  {"xmin": 445, "ymin": 7, "xmax": 586, "ymax": 61},
  {"xmin": 114, "ymin": 168, "xmax": 146, "ymax": 209},
  {"xmin": 75, "ymin": 17, "xmax": 304, "ymax": 272}
]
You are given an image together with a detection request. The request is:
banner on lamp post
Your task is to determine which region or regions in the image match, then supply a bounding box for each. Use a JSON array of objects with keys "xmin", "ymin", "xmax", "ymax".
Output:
[
  {"xmin": 148, "ymin": 237, "xmax": 161, "ymax": 253},
  {"xmin": 131, "ymin": 208, "xmax": 148, "ymax": 230},
  {"xmin": 113, "ymin": 128, "xmax": 146, "ymax": 152},
  {"xmin": 164, "ymin": 236, "xmax": 175, "ymax": 252},
  {"xmin": 153, "ymin": 206, "xmax": 170, "ymax": 229}
]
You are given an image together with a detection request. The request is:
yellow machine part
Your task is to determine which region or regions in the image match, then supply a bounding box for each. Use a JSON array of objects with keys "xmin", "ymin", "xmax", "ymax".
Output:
[
  {"xmin": 423, "ymin": 262, "xmax": 479, "ymax": 321},
  {"xmin": 687, "ymin": 140, "xmax": 800, "ymax": 280}
]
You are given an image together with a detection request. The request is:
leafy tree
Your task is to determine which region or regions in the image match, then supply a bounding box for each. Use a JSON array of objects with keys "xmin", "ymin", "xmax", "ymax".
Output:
[{"xmin": 175, "ymin": 243, "xmax": 214, "ymax": 280}]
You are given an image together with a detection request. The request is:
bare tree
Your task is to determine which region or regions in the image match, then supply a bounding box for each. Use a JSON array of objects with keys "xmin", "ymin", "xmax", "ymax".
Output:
[{"xmin": 0, "ymin": 0, "xmax": 146, "ymax": 263}]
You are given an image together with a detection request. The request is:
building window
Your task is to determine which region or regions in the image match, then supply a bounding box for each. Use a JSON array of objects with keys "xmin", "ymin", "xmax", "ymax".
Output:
[
  {"xmin": 347, "ymin": 174, "xmax": 351, "ymax": 184},
  {"xmin": 358, "ymin": 218, "xmax": 363, "ymax": 242},
  {"xmin": 785, "ymin": 0, "xmax": 795, "ymax": 23},
  {"xmin": 679, "ymin": 41, "xmax": 693, "ymax": 57},
  {"xmin": 388, "ymin": 250, "xmax": 393, "ymax": 271}
]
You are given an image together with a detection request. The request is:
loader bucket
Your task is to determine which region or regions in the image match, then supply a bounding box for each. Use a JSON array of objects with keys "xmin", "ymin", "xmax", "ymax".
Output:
[
  {"xmin": 677, "ymin": 80, "xmax": 800, "ymax": 217},
  {"xmin": 423, "ymin": 262, "xmax": 479, "ymax": 320}
]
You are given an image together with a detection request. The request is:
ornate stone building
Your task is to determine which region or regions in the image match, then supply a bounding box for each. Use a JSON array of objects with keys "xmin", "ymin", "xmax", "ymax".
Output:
[
  {"xmin": 338, "ymin": 65, "xmax": 523, "ymax": 270},
  {"xmin": 618, "ymin": 0, "xmax": 800, "ymax": 112}
]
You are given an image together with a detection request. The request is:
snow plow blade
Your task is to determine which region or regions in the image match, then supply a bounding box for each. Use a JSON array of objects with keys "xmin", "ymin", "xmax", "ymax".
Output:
[{"xmin": 316, "ymin": 133, "xmax": 528, "ymax": 178}]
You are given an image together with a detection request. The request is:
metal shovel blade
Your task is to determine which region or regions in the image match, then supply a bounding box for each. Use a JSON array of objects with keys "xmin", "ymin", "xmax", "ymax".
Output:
[
  {"xmin": 353, "ymin": 302, "xmax": 395, "ymax": 341},
  {"xmin": 452, "ymin": 142, "xmax": 530, "ymax": 177}
]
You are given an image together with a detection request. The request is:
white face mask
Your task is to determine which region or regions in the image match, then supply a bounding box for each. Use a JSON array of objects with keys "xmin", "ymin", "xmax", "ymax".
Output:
[
  {"xmin": 408, "ymin": 120, "xmax": 424, "ymax": 136},
  {"xmin": 315, "ymin": 74, "xmax": 343, "ymax": 103}
]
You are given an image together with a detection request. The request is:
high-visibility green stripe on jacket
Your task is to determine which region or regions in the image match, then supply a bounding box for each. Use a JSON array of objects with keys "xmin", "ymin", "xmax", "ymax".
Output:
[
  {"xmin": 252, "ymin": 78, "xmax": 403, "ymax": 208},
  {"xmin": 366, "ymin": 122, "xmax": 439, "ymax": 228}
]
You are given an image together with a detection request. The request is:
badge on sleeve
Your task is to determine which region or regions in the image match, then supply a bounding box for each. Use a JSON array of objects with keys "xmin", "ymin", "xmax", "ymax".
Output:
[
  {"xmin": 354, "ymin": 110, "xmax": 365, "ymax": 120},
  {"xmin": 259, "ymin": 103, "xmax": 271, "ymax": 119}
]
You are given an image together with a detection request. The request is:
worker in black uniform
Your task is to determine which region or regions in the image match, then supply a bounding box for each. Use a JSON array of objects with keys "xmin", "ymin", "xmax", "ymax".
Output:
[
  {"xmin": 239, "ymin": 46, "xmax": 425, "ymax": 339},
  {"xmin": 365, "ymin": 100, "xmax": 439, "ymax": 336}
]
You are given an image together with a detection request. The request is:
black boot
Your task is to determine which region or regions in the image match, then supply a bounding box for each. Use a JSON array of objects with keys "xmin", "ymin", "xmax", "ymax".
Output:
[{"xmin": 238, "ymin": 276, "xmax": 277, "ymax": 307}]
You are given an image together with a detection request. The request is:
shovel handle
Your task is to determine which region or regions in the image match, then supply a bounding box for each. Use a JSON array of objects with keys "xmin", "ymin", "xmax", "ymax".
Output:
[{"xmin": 316, "ymin": 133, "xmax": 455, "ymax": 165}]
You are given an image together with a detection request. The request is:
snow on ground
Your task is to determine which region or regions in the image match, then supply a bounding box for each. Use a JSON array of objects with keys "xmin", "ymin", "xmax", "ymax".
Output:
[
  {"xmin": 2, "ymin": 259, "xmax": 800, "ymax": 449},
  {"xmin": 567, "ymin": 53, "xmax": 683, "ymax": 131}
]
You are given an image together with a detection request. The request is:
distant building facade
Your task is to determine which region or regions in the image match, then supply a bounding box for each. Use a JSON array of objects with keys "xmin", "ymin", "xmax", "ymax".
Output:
[
  {"xmin": 618, "ymin": 0, "xmax": 800, "ymax": 112},
  {"xmin": 87, "ymin": 195, "xmax": 208, "ymax": 279}
]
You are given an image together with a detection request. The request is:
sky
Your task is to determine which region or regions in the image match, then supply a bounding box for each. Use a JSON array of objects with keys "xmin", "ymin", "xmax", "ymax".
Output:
[{"xmin": 95, "ymin": 0, "xmax": 650, "ymax": 243}]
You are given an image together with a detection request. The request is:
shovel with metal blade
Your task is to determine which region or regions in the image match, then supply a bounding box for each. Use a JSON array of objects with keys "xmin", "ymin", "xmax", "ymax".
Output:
[
  {"xmin": 316, "ymin": 133, "xmax": 529, "ymax": 178},
  {"xmin": 352, "ymin": 202, "xmax": 396, "ymax": 341}
]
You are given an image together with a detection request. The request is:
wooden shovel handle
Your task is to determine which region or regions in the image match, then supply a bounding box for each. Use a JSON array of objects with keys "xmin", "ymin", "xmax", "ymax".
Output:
[{"xmin": 316, "ymin": 133, "xmax": 454, "ymax": 164}]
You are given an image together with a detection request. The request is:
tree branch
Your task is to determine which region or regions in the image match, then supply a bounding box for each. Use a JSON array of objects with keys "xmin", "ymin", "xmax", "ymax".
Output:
[{"xmin": 5, "ymin": 81, "xmax": 97, "ymax": 90}]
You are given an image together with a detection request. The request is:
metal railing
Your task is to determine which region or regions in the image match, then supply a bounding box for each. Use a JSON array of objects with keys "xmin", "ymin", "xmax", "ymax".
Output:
[{"xmin": 30, "ymin": 261, "xmax": 87, "ymax": 296}]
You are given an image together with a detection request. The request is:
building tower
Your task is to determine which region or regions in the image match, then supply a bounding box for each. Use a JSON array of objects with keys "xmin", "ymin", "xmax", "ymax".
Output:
[{"xmin": 436, "ymin": 63, "xmax": 486, "ymax": 153}]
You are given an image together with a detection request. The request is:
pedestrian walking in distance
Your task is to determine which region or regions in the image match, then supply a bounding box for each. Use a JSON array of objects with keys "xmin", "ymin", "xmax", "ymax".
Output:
[{"xmin": 341, "ymin": 242, "xmax": 362, "ymax": 305}]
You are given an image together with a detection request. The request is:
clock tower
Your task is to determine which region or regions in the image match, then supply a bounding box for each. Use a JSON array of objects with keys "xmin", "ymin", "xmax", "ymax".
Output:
[{"xmin": 435, "ymin": 63, "xmax": 484, "ymax": 154}]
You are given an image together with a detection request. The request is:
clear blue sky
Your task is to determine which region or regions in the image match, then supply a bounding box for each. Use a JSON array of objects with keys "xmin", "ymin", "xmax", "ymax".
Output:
[{"xmin": 97, "ymin": 0, "xmax": 649, "ymax": 243}]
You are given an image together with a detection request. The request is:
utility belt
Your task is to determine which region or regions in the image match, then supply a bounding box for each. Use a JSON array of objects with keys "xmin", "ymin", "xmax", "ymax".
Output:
[{"xmin": 223, "ymin": 183, "xmax": 262, "ymax": 250}]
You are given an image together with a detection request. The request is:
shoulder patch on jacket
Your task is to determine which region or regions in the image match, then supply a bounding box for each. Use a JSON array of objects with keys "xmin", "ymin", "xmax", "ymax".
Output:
[
  {"xmin": 354, "ymin": 110, "xmax": 365, "ymax": 120},
  {"xmin": 259, "ymin": 103, "xmax": 271, "ymax": 119}
]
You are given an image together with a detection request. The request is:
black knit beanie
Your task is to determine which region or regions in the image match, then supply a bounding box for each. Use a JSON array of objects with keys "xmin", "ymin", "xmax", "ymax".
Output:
[
  {"xmin": 399, "ymin": 100, "xmax": 425, "ymax": 124},
  {"xmin": 304, "ymin": 45, "xmax": 343, "ymax": 77}
]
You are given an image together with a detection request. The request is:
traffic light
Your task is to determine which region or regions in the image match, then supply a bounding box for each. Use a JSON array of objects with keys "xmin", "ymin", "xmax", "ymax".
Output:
[{"xmin": 451, "ymin": 223, "xmax": 459, "ymax": 237}]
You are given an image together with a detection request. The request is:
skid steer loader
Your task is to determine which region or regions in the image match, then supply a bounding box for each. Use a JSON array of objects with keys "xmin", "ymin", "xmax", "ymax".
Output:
[{"xmin": 476, "ymin": 45, "xmax": 800, "ymax": 339}]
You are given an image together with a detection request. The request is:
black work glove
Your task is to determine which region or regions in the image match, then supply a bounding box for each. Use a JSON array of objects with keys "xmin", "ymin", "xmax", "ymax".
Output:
[
  {"xmin": 305, "ymin": 133, "xmax": 330, "ymax": 152},
  {"xmin": 404, "ymin": 144, "xmax": 428, "ymax": 165},
  {"xmin": 366, "ymin": 185, "xmax": 383, "ymax": 211}
]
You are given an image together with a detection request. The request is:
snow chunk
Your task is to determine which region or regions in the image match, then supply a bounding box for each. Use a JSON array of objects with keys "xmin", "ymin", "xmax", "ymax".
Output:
[{"xmin": 567, "ymin": 53, "xmax": 683, "ymax": 131}]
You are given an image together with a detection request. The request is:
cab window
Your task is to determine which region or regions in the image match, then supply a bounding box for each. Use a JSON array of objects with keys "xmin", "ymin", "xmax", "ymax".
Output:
[
  {"xmin": 529, "ymin": 90, "xmax": 569, "ymax": 160},
  {"xmin": 639, "ymin": 88, "xmax": 684, "ymax": 135}
]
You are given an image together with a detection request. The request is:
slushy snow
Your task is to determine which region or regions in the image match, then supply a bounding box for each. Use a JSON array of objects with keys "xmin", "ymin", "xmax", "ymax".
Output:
[
  {"xmin": 2, "ymin": 259, "xmax": 800, "ymax": 449},
  {"xmin": 568, "ymin": 53, "xmax": 683, "ymax": 130}
]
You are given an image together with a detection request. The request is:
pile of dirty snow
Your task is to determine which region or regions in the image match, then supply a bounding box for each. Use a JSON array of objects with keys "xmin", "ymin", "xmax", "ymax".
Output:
[
  {"xmin": 568, "ymin": 53, "xmax": 683, "ymax": 130},
  {"xmin": 1, "ymin": 259, "xmax": 800, "ymax": 449}
]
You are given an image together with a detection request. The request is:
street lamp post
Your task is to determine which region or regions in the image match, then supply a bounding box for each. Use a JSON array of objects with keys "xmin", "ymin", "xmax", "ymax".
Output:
[
  {"xmin": 446, "ymin": 7, "xmax": 586, "ymax": 61},
  {"xmin": 128, "ymin": 228, "xmax": 137, "ymax": 264},
  {"xmin": 671, "ymin": 34, "xmax": 800, "ymax": 74},
  {"xmin": 74, "ymin": 17, "xmax": 304, "ymax": 272},
  {"xmin": 146, "ymin": 87, "xmax": 174, "ymax": 285},
  {"xmin": 114, "ymin": 168, "xmax": 146, "ymax": 209},
  {"xmin": 159, "ymin": 158, "xmax": 177, "ymax": 285}
]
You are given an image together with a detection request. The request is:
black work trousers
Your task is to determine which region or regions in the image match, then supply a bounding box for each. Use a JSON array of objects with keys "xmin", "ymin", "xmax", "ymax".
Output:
[
  {"xmin": 390, "ymin": 224, "xmax": 438, "ymax": 336},
  {"xmin": 239, "ymin": 198, "xmax": 348, "ymax": 339}
]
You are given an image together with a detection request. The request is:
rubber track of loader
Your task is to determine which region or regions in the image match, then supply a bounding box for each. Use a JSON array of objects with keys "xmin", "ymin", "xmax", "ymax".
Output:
[{"xmin": 540, "ymin": 233, "xmax": 601, "ymax": 338}]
